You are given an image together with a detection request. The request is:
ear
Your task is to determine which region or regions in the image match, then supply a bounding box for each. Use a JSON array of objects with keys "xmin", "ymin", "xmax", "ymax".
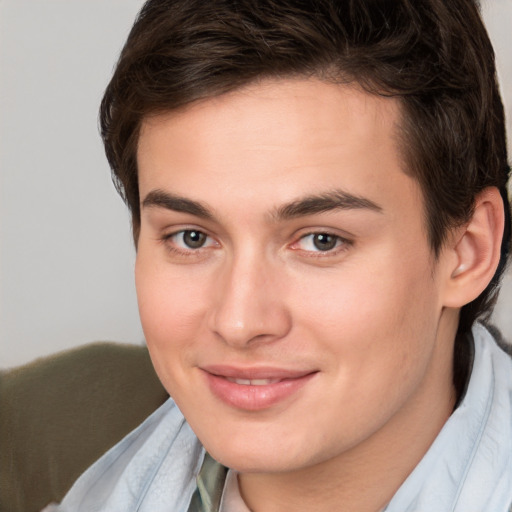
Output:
[{"xmin": 442, "ymin": 187, "xmax": 505, "ymax": 308}]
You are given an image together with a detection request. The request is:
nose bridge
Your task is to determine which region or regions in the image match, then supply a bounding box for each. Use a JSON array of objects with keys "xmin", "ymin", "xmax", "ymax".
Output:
[{"xmin": 209, "ymin": 246, "xmax": 290, "ymax": 347}]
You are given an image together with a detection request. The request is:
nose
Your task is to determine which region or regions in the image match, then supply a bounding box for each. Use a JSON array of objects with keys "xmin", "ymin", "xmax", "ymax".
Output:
[{"xmin": 208, "ymin": 252, "xmax": 291, "ymax": 348}]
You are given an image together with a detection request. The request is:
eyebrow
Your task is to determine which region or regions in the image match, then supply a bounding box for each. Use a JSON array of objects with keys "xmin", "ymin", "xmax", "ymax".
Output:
[
  {"xmin": 273, "ymin": 190, "xmax": 383, "ymax": 220},
  {"xmin": 142, "ymin": 190, "xmax": 213, "ymax": 219},
  {"xmin": 141, "ymin": 188, "xmax": 383, "ymax": 221}
]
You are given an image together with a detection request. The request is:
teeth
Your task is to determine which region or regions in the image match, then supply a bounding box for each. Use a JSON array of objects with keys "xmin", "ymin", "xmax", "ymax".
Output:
[
  {"xmin": 229, "ymin": 378, "xmax": 251, "ymax": 385},
  {"xmin": 226, "ymin": 378, "xmax": 279, "ymax": 386},
  {"xmin": 251, "ymin": 379, "xmax": 277, "ymax": 385}
]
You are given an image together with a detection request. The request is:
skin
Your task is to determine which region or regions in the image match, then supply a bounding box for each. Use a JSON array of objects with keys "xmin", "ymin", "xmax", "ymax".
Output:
[{"xmin": 135, "ymin": 79, "xmax": 463, "ymax": 511}]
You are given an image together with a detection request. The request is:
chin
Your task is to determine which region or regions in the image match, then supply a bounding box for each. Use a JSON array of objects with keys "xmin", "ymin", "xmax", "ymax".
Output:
[
  {"xmin": 209, "ymin": 446, "xmax": 298, "ymax": 473},
  {"xmin": 198, "ymin": 426, "xmax": 319, "ymax": 473}
]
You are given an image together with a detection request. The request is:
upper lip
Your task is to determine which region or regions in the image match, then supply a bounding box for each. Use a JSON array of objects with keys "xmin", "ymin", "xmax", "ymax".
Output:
[{"xmin": 201, "ymin": 365, "xmax": 317, "ymax": 380}]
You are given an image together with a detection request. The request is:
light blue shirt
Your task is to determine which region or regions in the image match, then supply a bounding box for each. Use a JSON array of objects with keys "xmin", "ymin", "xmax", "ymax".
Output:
[{"xmin": 54, "ymin": 324, "xmax": 512, "ymax": 511}]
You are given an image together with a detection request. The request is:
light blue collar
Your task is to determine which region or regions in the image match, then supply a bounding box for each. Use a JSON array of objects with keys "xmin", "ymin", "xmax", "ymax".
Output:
[{"xmin": 385, "ymin": 324, "xmax": 512, "ymax": 512}]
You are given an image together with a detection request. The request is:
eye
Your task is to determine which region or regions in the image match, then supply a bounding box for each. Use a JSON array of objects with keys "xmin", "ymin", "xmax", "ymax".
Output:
[
  {"xmin": 295, "ymin": 232, "xmax": 346, "ymax": 252},
  {"xmin": 165, "ymin": 229, "xmax": 215, "ymax": 250}
]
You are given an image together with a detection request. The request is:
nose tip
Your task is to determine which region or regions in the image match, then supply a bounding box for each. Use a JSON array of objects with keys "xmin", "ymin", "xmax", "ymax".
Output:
[
  {"xmin": 208, "ymin": 262, "xmax": 291, "ymax": 348},
  {"xmin": 214, "ymin": 314, "xmax": 291, "ymax": 347}
]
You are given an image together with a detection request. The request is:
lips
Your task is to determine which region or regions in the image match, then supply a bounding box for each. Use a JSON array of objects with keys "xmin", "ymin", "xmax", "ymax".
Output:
[{"xmin": 201, "ymin": 365, "xmax": 317, "ymax": 411}]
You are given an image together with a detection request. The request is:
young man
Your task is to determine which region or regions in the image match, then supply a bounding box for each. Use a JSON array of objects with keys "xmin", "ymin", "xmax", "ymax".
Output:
[{"xmin": 55, "ymin": 0, "xmax": 512, "ymax": 510}]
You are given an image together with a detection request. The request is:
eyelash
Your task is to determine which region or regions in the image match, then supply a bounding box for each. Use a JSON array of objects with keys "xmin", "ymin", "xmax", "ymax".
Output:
[{"xmin": 159, "ymin": 229, "xmax": 352, "ymax": 258}]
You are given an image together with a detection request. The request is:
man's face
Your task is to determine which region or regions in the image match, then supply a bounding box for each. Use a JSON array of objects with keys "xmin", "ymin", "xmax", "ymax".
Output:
[{"xmin": 135, "ymin": 79, "xmax": 456, "ymax": 473}]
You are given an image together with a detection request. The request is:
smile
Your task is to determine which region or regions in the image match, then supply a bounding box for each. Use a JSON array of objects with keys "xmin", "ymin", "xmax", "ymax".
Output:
[{"xmin": 201, "ymin": 366, "xmax": 318, "ymax": 411}]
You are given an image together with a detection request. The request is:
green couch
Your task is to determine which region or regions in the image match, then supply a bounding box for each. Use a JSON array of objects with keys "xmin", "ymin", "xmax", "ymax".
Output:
[{"xmin": 0, "ymin": 342, "xmax": 168, "ymax": 512}]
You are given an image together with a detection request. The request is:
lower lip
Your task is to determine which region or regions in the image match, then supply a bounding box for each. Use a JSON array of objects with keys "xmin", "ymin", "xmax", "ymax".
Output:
[{"xmin": 203, "ymin": 372, "xmax": 316, "ymax": 411}]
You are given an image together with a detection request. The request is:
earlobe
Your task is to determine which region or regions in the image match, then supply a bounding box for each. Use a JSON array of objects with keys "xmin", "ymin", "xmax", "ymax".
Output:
[{"xmin": 443, "ymin": 187, "xmax": 504, "ymax": 308}]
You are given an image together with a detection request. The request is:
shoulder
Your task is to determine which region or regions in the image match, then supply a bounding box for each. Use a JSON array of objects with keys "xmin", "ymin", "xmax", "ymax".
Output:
[{"xmin": 57, "ymin": 398, "xmax": 205, "ymax": 511}]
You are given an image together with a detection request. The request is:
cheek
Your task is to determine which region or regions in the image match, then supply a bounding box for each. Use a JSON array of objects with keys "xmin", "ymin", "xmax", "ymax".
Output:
[
  {"xmin": 136, "ymin": 248, "xmax": 211, "ymax": 330},
  {"xmin": 286, "ymin": 271, "xmax": 438, "ymax": 447},
  {"xmin": 291, "ymin": 248, "xmax": 440, "ymax": 383},
  {"xmin": 135, "ymin": 254, "xmax": 211, "ymax": 386},
  {"xmin": 295, "ymin": 258, "xmax": 430, "ymax": 329}
]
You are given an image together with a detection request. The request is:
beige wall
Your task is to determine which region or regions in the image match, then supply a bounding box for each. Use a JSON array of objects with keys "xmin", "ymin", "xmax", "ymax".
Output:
[{"xmin": 482, "ymin": 0, "xmax": 512, "ymax": 337}]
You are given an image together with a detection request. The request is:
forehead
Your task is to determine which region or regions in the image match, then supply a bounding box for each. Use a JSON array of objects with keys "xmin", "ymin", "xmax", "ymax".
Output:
[{"xmin": 136, "ymin": 78, "xmax": 421, "ymax": 222}]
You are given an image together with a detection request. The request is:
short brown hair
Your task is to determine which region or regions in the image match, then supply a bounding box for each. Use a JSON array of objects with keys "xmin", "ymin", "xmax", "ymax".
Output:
[{"xmin": 100, "ymin": 0, "xmax": 510, "ymax": 338}]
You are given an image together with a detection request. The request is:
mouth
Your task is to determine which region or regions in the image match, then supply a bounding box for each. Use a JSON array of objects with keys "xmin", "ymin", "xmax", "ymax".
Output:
[{"xmin": 200, "ymin": 366, "xmax": 318, "ymax": 411}]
